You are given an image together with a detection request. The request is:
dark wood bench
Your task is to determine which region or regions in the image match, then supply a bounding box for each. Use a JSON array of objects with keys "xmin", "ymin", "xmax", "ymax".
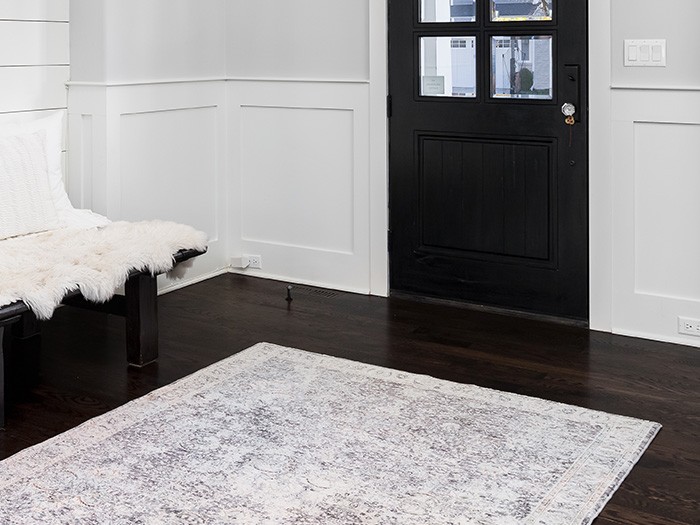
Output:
[{"xmin": 0, "ymin": 248, "xmax": 204, "ymax": 428}]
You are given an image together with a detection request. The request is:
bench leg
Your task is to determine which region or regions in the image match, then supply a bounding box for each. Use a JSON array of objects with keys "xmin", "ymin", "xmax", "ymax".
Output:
[
  {"xmin": 1, "ymin": 314, "xmax": 40, "ymax": 429},
  {"xmin": 1, "ymin": 326, "xmax": 5, "ymax": 429},
  {"xmin": 125, "ymin": 273, "xmax": 158, "ymax": 367}
]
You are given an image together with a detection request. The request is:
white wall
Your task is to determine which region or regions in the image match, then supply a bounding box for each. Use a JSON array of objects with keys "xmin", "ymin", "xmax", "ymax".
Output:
[
  {"xmin": 69, "ymin": 0, "xmax": 387, "ymax": 297},
  {"xmin": 65, "ymin": 0, "xmax": 700, "ymax": 346},
  {"xmin": 68, "ymin": 0, "xmax": 230, "ymax": 289},
  {"xmin": 603, "ymin": 0, "xmax": 700, "ymax": 347},
  {"xmin": 225, "ymin": 0, "xmax": 388, "ymax": 295},
  {"xmin": 226, "ymin": 0, "xmax": 369, "ymax": 81},
  {"xmin": 71, "ymin": 0, "xmax": 226, "ymax": 83},
  {"xmin": 611, "ymin": 0, "xmax": 700, "ymax": 89}
]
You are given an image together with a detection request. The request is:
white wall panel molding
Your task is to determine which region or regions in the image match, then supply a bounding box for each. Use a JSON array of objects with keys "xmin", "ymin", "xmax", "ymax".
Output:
[
  {"xmin": 68, "ymin": 78, "xmax": 227, "ymax": 88},
  {"xmin": 228, "ymin": 80, "xmax": 372, "ymax": 294},
  {"xmin": 227, "ymin": 78, "xmax": 370, "ymax": 85},
  {"xmin": 68, "ymin": 85, "xmax": 108, "ymax": 213},
  {"xmin": 632, "ymin": 122, "xmax": 700, "ymax": 302},
  {"xmin": 612, "ymin": 85, "xmax": 700, "ymax": 92},
  {"xmin": 68, "ymin": 77, "xmax": 371, "ymax": 88},
  {"xmin": 68, "ymin": 81, "xmax": 230, "ymax": 285},
  {"xmin": 611, "ymin": 88, "xmax": 700, "ymax": 347},
  {"xmin": 611, "ymin": 90, "xmax": 700, "ymax": 123},
  {"xmin": 120, "ymin": 105, "xmax": 220, "ymax": 239},
  {"xmin": 239, "ymin": 105, "xmax": 356, "ymax": 254}
]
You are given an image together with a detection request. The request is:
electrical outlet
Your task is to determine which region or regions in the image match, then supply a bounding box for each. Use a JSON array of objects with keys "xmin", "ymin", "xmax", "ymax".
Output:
[
  {"xmin": 245, "ymin": 254, "xmax": 262, "ymax": 269},
  {"xmin": 678, "ymin": 316, "xmax": 700, "ymax": 337}
]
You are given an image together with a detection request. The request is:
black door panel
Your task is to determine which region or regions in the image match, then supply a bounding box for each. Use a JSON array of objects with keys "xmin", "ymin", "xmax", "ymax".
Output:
[{"xmin": 389, "ymin": 0, "xmax": 588, "ymax": 320}]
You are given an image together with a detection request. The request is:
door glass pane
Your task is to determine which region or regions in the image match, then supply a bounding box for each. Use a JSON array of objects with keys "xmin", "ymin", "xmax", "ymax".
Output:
[
  {"xmin": 420, "ymin": 36, "xmax": 477, "ymax": 97},
  {"xmin": 421, "ymin": 0, "xmax": 476, "ymax": 23},
  {"xmin": 490, "ymin": 36, "xmax": 552, "ymax": 99},
  {"xmin": 491, "ymin": 0, "xmax": 553, "ymax": 22}
]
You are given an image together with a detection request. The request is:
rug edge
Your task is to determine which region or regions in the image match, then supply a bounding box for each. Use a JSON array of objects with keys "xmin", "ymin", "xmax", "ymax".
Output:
[{"xmin": 581, "ymin": 422, "xmax": 662, "ymax": 525}]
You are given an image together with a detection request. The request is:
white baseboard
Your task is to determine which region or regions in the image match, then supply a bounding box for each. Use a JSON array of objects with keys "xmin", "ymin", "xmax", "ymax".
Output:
[{"xmin": 158, "ymin": 267, "xmax": 230, "ymax": 296}]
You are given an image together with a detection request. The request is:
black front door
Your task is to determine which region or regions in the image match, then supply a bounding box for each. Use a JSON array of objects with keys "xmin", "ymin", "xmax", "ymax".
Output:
[{"xmin": 389, "ymin": 0, "xmax": 589, "ymax": 320}]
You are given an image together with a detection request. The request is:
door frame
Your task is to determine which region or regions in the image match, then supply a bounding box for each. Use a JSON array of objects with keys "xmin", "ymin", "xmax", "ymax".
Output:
[
  {"xmin": 587, "ymin": 0, "xmax": 613, "ymax": 332},
  {"xmin": 369, "ymin": 0, "xmax": 390, "ymax": 297}
]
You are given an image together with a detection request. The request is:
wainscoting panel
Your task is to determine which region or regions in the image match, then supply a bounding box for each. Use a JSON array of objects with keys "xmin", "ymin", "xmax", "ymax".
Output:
[
  {"xmin": 120, "ymin": 106, "xmax": 219, "ymax": 237},
  {"xmin": 240, "ymin": 105, "xmax": 354, "ymax": 254},
  {"xmin": 229, "ymin": 80, "xmax": 371, "ymax": 293},
  {"xmin": 633, "ymin": 122, "xmax": 700, "ymax": 302},
  {"xmin": 68, "ymin": 81, "xmax": 230, "ymax": 287},
  {"xmin": 612, "ymin": 89, "xmax": 700, "ymax": 347}
]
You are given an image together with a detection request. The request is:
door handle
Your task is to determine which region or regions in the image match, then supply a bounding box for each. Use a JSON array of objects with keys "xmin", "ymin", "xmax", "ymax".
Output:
[
  {"xmin": 561, "ymin": 103, "xmax": 576, "ymax": 117},
  {"xmin": 563, "ymin": 65, "xmax": 581, "ymax": 122}
]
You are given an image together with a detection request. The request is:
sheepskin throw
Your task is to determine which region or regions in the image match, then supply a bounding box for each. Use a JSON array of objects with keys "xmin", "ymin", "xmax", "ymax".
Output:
[{"xmin": 0, "ymin": 221, "xmax": 207, "ymax": 319}]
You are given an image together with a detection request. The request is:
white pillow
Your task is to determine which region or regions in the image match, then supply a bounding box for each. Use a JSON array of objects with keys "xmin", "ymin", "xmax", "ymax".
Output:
[
  {"xmin": 0, "ymin": 130, "xmax": 60, "ymax": 240},
  {"xmin": 0, "ymin": 111, "xmax": 73, "ymax": 213}
]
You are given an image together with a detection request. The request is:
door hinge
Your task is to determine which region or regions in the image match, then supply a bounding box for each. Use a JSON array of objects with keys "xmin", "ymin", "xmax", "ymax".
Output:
[
  {"xmin": 387, "ymin": 94, "xmax": 392, "ymax": 118},
  {"xmin": 388, "ymin": 230, "xmax": 393, "ymax": 252}
]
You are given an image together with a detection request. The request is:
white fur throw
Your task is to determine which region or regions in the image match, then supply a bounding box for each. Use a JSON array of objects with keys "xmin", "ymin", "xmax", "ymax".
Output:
[{"xmin": 0, "ymin": 221, "xmax": 208, "ymax": 320}]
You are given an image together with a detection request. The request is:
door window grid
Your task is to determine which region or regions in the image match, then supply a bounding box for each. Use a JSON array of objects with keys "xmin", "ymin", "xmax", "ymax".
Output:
[
  {"xmin": 490, "ymin": 35, "xmax": 553, "ymax": 99},
  {"xmin": 419, "ymin": 0, "xmax": 554, "ymax": 24},
  {"xmin": 418, "ymin": 2, "xmax": 555, "ymax": 101},
  {"xmin": 420, "ymin": 0, "xmax": 476, "ymax": 23},
  {"xmin": 491, "ymin": 0, "xmax": 554, "ymax": 22},
  {"xmin": 420, "ymin": 36, "xmax": 477, "ymax": 98}
]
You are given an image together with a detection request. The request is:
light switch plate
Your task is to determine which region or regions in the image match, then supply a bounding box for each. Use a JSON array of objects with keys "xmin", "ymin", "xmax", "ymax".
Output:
[{"xmin": 624, "ymin": 39, "xmax": 666, "ymax": 67}]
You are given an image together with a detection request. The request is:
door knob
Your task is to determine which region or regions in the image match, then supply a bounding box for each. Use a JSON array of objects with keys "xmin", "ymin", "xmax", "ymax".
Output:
[{"xmin": 561, "ymin": 103, "xmax": 576, "ymax": 117}]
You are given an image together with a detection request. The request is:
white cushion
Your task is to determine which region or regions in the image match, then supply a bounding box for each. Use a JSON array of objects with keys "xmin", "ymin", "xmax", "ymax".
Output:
[
  {"xmin": 0, "ymin": 111, "xmax": 73, "ymax": 213},
  {"xmin": 0, "ymin": 130, "xmax": 60, "ymax": 240}
]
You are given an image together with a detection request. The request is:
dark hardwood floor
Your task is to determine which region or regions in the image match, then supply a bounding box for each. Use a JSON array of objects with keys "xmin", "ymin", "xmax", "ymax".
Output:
[{"xmin": 1, "ymin": 273, "xmax": 698, "ymax": 524}]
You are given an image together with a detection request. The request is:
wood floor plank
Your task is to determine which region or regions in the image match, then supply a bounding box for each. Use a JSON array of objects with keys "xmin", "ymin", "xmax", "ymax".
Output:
[{"xmin": 1, "ymin": 274, "xmax": 698, "ymax": 524}]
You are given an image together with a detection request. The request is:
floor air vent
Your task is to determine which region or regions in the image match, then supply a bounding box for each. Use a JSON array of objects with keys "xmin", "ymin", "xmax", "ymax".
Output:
[{"xmin": 288, "ymin": 285, "xmax": 339, "ymax": 298}]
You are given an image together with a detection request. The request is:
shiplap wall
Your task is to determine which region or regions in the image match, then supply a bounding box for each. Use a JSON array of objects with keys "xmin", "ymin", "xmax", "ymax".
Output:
[{"xmin": 0, "ymin": 1, "xmax": 69, "ymax": 124}]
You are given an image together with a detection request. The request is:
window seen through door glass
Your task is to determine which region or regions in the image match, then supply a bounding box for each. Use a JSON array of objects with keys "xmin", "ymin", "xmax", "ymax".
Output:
[
  {"xmin": 421, "ymin": 0, "xmax": 476, "ymax": 23},
  {"xmin": 420, "ymin": 36, "xmax": 477, "ymax": 97},
  {"xmin": 490, "ymin": 36, "xmax": 552, "ymax": 99},
  {"xmin": 491, "ymin": 0, "xmax": 553, "ymax": 22}
]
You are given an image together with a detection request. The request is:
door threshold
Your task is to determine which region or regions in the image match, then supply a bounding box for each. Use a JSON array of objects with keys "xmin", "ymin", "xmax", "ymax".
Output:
[{"xmin": 390, "ymin": 290, "xmax": 589, "ymax": 328}]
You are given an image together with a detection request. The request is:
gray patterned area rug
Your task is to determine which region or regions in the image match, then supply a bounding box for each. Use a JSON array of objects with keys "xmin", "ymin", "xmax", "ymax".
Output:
[{"xmin": 0, "ymin": 342, "xmax": 660, "ymax": 524}]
